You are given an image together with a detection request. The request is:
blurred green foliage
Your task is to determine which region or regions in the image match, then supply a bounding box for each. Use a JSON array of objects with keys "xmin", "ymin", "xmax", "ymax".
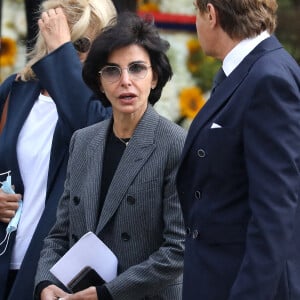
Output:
[{"xmin": 276, "ymin": 0, "xmax": 300, "ymax": 63}]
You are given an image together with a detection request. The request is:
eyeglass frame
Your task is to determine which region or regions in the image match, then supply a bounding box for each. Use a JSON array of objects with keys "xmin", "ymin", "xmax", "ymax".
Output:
[{"xmin": 98, "ymin": 62, "xmax": 152, "ymax": 83}]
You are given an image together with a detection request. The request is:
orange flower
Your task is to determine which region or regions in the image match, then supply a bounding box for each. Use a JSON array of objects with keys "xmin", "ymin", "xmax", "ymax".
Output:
[
  {"xmin": 187, "ymin": 61, "xmax": 199, "ymax": 73},
  {"xmin": 139, "ymin": 3, "xmax": 160, "ymax": 12},
  {"xmin": 0, "ymin": 37, "xmax": 17, "ymax": 67},
  {"xmin": 179, "ymin": 86, "xmax": 206, "ymax": 119},
  {"xmin": 187, "ymin": 38, "xmax": 201, "ymax": 54}
]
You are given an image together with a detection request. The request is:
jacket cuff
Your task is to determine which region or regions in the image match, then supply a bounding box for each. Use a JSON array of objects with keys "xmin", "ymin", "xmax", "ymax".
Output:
[
  {"xmin": 34, "ymin": 281, "xmax": 53, "ymax": 300},
  {"xmin": 96, "ymin": 285, "xmax": 113, "ymax": 300}
]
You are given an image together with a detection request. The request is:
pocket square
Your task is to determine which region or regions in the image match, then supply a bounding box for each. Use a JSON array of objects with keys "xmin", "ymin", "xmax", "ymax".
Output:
[{"xmin": 210, "ymin": 122, "xmax": 222, "ymax": 129}]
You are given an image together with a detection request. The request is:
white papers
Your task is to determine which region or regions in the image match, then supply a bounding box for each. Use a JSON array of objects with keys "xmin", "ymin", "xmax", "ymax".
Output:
[{"xmin": 50, "ymin": 231, "xmax": 118, "ymax": 287}]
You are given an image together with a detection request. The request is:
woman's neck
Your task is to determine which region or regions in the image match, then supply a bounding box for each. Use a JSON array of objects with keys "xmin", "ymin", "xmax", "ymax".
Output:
[
  {"xmin": 113, "ymin": 120, "xmax": 135, "ymax": 139},
  {"xmin": 41, "ymin": 89, "xmax": 50, "ymax": 97}
]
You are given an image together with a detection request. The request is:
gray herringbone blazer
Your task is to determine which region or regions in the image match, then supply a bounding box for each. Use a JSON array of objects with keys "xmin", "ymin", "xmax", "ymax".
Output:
[{"xmin": 35, "ymin": 105, "xmax": 186, "ymax": 300}]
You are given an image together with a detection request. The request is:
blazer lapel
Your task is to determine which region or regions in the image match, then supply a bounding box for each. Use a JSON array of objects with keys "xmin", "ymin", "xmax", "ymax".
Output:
[
  {"xmin": 84, "ymin": 121, "xmax": 110, "ymax": 231},
  {"xmin": 45, "ymin": 124, "xmax": 67, "ymax": 199},
  {"xmin": 7, "ymin": 80, "xmax": 41, "ymax": 137},
  {"xmin": 180, "ymin": 35, "xmax": 282, "ymax": 161},
  {"xmin": 96, "ymin": 106, "xmax": 158, "ymax": 233},
  {"xmin": 5, "ymin": 81, "xmax": 41, "ymax": 192}
]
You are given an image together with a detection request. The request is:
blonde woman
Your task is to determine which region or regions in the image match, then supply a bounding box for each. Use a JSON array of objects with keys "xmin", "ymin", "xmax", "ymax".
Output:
[{"xmin": 0, "ymin": 0, "xmax": 116, "ymax": 299}]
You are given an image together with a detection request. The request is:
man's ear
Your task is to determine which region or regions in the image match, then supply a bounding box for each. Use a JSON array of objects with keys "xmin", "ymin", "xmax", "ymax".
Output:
[{"xmin": 207, "ymin": 3, "xmax": 217, "ymax": 26}]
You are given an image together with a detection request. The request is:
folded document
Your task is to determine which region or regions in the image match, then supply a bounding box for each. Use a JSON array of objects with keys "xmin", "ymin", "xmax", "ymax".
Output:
[{"xmin": 50, "ymin": 231, "xmax": 118, "ymax": 290}]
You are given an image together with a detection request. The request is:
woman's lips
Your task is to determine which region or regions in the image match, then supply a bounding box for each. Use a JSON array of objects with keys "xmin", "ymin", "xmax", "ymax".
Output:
[{"xmin": 119, "ymin": 93, "xmax": 137, "ymax": 101}]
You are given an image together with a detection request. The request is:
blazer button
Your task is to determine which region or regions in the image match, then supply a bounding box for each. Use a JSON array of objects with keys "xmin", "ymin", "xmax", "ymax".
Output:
[
  {"xmin": 186, "ymin": 227, "xmax": 191, "ymax": 237},
  {"xmin": 127, "ymin": 196, "xmax": 136, "ymax": 205},
  {"xmin": 72, "ymin": 234, "xmax": 78, "ymax": 243},
  {"xmin": 197, "ymin": 149, "xmax": 206, "ymax": 158},
  {"xmin": 192, "ymin": 229, "xmax": 199, "ymax": 239},
  {"xmin": 195, "ymin": 190, "xmax": 202, "ymax": 200},
  {"xmin": 121, "ymin": 232, "xmax": 130, "ymax": 241},
  {"xmin": 73, "ymin": 196, "xmax": 80, "ymax": 205}
]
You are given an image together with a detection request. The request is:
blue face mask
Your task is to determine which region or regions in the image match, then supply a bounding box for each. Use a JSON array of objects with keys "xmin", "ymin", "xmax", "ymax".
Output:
[{"xmin": 0, "ymin": 172, "xmax": 23, "ymax": 256}]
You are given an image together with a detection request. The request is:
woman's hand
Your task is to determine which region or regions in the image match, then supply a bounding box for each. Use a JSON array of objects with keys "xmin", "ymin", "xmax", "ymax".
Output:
[
  {"xmin": 38, "ymin": 7, "xmax": 71, "ymax": 53},
  {"xmin": 59, "ymin": 287, "xmax": 98, "ymax": 300},
  {"xmin": 40, "ymin": 284, "xmax": 69, "ymax": 300},
  {"xmin": 0, "ymin": 189, "xmax": 21, "ymax": 223}
]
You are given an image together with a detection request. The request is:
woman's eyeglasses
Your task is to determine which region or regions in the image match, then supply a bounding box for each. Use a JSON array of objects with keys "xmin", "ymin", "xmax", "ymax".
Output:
[
  {"xmin": 73, "ymin": 37, "xmax": 91, "ymax": 53},
  {"xmin": 98, "ymin": 63, "xmax": 152, "ymax": 83}
]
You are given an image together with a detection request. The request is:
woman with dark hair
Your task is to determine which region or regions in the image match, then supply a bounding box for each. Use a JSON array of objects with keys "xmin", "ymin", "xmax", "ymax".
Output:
[
  {"xmin": 34, "ymin": 11, "xmax": 186, "ymax": 300},
  {"xmin": 82, "ymin": 14, "xmax": 171, "ymax": 107}
]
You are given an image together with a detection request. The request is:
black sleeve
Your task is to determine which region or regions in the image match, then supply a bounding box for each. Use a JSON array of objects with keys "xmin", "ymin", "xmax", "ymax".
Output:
[
  {"xmin": 96, "ymin": 285, "xmax": 113, "ymax": 300},
  {"xmin": 34, "ymin": 281, "xmax": 53, "ymax": 300}
]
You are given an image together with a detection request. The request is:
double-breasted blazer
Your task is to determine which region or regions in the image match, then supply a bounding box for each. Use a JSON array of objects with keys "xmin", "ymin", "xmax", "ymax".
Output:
[
  {"xmin": 35, "ymin": 105, "xmax": 186, "ymax": 300},
  {"xmin": 177, "ymin": 35, "xmax": 300, "ymax": 300},
  {"xmin": 0, "ymin": 43, "xmax": 111, "ymax": 300}
]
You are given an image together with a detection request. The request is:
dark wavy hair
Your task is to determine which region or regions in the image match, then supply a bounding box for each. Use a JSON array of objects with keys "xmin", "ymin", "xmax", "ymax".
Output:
[{"xmin": 82, "ymin": 11, "xmax": 173, "ymax": 107}]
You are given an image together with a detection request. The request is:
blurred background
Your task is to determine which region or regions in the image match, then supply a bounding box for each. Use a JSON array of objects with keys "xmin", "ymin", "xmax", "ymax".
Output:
[{"xmin": 0, "ymin": 0, "xmax": 299, "ymax": 127}]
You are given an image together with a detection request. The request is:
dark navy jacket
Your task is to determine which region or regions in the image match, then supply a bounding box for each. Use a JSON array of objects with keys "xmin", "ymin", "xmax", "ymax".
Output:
[{"xmin": 177, "ymin": 36, "xmax": 300, "ymax": 300}]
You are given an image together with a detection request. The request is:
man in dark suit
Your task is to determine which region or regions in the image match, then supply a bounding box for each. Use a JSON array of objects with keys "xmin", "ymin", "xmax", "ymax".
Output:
[{"xmin": 176, "ymin": 1, "xmax": 300, "ymax": 299}]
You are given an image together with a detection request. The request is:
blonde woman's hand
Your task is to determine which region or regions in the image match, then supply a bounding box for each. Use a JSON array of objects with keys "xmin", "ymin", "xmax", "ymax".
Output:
[
  {"xmin": 38, "ymin": 7, "xmax": 71, "ymax": 53},
  {"xmin": 0, "ymin": 189, "xmax": 21, "ymax": 223}
]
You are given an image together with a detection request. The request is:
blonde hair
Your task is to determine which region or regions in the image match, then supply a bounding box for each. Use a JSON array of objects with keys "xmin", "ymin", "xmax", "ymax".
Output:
[{"xmin": 19, "ymin": 0, "xmax": 116, "ymax": 81}]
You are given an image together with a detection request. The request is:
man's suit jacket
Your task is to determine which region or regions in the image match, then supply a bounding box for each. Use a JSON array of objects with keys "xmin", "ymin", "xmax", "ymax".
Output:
[
  {"xmin": 177, "ymin": 35, "xmax": 300, "ymax": 300},
  {"xmin": 35, "ymin": 105, "xmax": 186, "ymax": 300},
  {"xmin": 0, "ymin": 43, "xmax": 111, "ymax": 300}
]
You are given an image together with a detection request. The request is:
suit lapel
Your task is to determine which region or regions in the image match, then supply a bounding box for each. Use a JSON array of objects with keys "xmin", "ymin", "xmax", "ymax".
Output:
[
  {"xmin": 7, "ymin": 80, "xmax": 41, "ymax": 137},
  {"xmin": 5, "ymin": 81, "xmax": 41, "ymax": 192},
  {"xmin": 96, "ymin": 106, "xmax": 158, "ymax": 233},
  {"xmin": 180, "ymin": 35, "xmax": 282, "ymax": 161},
  {"xmin": 46, "ymin": 124, "xmax": 67, "ymax": 199},
  {"xmin": 180, "ymin": 70, "xmax": 242, "ymax": 160},
  {"xmin": 84, "ymin": 121, "xmax": 110, "ymax": 231}
]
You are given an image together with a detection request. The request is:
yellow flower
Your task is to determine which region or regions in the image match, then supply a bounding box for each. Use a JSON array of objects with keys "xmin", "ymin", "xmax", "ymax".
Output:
[
  {"xmin": 187, "ymin": 38, "xmax": 200, "ymax": 53},
  {"xmin": 179, "ymin": 86, "xmax": 206, "ymax": 119},
  {"xmin": 0, "ymin": 37, "xmax": 17, "ymax": 67},
  {"xmin": 187, "ymin": 60, "xmax": 200, "ymax": 73},
  {"xmin": 185, "ymin": 37, "xmax": 221, "ymax": 92},
  {"xmin": 139, "ymin": 3, "xmax": 160, "ymax": 12}
]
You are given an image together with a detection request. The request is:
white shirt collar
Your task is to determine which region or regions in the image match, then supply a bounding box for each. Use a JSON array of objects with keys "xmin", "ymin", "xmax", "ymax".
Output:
[{"xmin": 223, "ymin": 31, "xmax": 270, "ymax": 76}]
